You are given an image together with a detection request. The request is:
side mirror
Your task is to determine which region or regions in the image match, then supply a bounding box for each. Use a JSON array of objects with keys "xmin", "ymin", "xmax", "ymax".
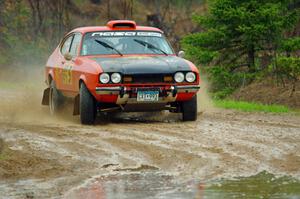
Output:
[
  {"xmin": 64, "ymin": 53, "xmax": 73, "ymax": 61},
  {"xmin": 178, "ymin": 50, "xmax": 185, "ymax": 58}
]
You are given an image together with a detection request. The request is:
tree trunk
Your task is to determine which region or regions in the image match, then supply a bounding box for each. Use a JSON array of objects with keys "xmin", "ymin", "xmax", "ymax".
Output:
[
  {"xmin": 130, "ymin": 0, "xmax": 133, "ymax": 18},
  {"xmin": 247, "ymin": 45, "xmax": 255, "ymax": 73},
  {"xmin": 107, "ymin": 0, "xmax": 110, "ymax": 20}
]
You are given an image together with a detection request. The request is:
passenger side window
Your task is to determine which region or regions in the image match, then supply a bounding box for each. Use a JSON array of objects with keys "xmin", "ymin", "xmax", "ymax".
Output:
[
  {"xmin": 69, "ymin": 33, "xmax": 82, "ymax": 57},
  {"xmin": 61, "ymin": 35, "xmax": 74, "ymax": 55}
]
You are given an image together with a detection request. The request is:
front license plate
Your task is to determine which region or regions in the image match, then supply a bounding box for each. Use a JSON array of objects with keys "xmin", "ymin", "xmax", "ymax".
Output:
[{"xmin": 137, "ymin": 91, "xmax": 159, "ymax": 102}]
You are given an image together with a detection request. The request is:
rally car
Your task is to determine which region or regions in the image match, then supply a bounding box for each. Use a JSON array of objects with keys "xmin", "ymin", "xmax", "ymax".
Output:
[{"xmin": 42, "ymin": 20, "xmax": 200, "ymax": 124}]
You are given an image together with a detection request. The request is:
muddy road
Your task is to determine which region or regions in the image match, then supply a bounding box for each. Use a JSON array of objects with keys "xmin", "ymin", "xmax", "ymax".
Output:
[{"xmin": 0, "ymin": 72, "xmax": 300, "ymax": 198}]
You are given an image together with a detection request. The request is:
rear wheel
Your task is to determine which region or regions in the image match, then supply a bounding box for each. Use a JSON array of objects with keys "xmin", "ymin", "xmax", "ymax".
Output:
[
  {"xmin": 181, "ymin": 95, "xmax": 197, "ymax": 121},
  {"xmin": 49, "ymin": 81, "xmax": 64, "ymax": 115},
  {"xmin": 80, "ymin": 83, "xmax": 96, "ymax": 125}
]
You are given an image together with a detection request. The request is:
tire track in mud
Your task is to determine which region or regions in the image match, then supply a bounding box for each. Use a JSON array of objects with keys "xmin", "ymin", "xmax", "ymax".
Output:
[{"xmin": 0, "ymin": 110, "xmax": 300, "ymax": 198}]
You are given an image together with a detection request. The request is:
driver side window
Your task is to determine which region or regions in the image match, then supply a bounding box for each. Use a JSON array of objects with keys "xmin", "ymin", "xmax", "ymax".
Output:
[
  {"xmin": 61, "ymin": 35, "xmax": 74, "ymax": 55},
  {"xmin": 69, "ymin": 33, "xmax": 82, "ymax": 57}
]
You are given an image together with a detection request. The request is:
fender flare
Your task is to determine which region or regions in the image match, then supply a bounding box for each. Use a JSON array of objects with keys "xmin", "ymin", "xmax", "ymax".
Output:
[{"xmin": 79, "ymin": 74, "xmax": 87, "ymax": 89}]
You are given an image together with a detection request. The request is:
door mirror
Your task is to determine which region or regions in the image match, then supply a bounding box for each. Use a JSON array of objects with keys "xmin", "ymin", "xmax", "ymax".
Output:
[
  {"xmin": 64, "ymin": 53, "xmax": 73, "ymax": 61},
  {"xmin": 178, "ymin": 50, "xmax": 185, "ymax": 58}
]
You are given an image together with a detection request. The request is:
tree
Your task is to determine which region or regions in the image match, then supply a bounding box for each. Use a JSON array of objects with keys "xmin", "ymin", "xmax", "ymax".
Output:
[
  {"xmin": 120, "ymin": 0, "xmax": 134, "ymax": 19},
  {"xmin": 276, "ymin": 56, "xmax": 300, "ymax": 96},
  {"xmin": 182, "ymin": 0, "xmax": 299, "ymax": 73}
]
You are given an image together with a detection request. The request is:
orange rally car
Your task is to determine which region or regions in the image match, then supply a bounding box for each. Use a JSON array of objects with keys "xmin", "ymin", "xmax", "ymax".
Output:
[{"xmin": 42, "ymin": 20, "xmax": 200, "ymax": 124}]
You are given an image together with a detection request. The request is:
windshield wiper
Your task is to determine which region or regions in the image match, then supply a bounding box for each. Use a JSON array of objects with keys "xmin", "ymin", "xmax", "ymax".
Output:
[
  {"xmin": 95, "ymin": 39, "xmax": 123, "ymax": 56},
  {"xmin": 133, "ymin": 39, "xmax": 168, "ymax": 56}
]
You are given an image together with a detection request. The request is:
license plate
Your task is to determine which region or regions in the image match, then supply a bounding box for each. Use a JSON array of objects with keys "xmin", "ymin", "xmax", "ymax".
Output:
[{"xmin": 137, "ymin": 91, "xmax": 159, "ymax": 102}]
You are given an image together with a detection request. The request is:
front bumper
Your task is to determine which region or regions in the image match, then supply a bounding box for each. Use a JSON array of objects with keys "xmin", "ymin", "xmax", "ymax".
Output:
[{"xmin": 95, "ymin": 85, "xmax": 200, "ymax": 105}]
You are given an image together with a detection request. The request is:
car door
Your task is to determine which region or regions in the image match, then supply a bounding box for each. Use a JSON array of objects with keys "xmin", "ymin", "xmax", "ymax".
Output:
[
  {"xmin": 59, "ymin": 34, "xmax": 74, "ymax": 92},
  {"xmin": 68, "ymin": 33, "xmax": 82, "ymax": 92}
]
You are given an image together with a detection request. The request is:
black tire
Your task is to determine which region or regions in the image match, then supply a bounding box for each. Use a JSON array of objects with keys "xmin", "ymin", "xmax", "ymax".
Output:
[
  {"xmin": 80, "ymin": 83, "xmax": 96, "ymax": 125},
  {"xmin": 49, "ymin": 81, "xmax": 64, "ymax": 115},
  {"xmin": 181, "ymin": 95, "xmax": 197, "ymax": 121}
]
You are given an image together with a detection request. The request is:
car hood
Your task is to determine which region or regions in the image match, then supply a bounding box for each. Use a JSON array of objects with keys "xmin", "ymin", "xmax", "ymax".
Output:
[{"xmin": 91, "ymin": 56, "xmax": 191, "ymax": 74}]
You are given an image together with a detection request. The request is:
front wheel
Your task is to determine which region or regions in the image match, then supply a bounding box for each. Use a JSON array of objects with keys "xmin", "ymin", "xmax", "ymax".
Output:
[
  {"xmin": 80, "ymin": 83, "xmax": 96, "ymax": 125},
  {"xmin": 181, "ymin": 95, "xmax": 197, "ymax": 121}
]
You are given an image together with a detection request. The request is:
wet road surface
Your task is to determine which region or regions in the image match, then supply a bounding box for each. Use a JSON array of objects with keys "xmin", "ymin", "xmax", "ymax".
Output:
[
  {"xmin": 0, "ymin": 77, "xmax": 300, "ymax": 199},
  {"xmin": 0, "ymin": 107, "xmax": 300, "ymax": 198}
]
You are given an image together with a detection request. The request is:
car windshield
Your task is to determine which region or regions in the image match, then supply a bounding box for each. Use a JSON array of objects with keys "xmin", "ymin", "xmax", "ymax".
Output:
[{"xmin": 81, "ymin": 31, "xmax": 174, "ymax": 56}]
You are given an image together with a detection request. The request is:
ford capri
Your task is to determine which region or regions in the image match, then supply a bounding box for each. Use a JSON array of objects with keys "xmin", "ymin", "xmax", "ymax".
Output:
[{"xmin": 42, "ymin": 20, "xmax": 200, "ymax": 124}]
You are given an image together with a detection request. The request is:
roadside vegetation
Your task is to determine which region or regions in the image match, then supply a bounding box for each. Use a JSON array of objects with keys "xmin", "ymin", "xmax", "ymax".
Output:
[
  {"xmin": 214, "ymin": 100, "xmax": 293, "ymax": 113},
  {"xmin": 182, "ymin": 0, "xmax": 300, "ymax": 108},
  {"xmin": 0, "ymin": 0, "xmax": 203, "ymax": 67}
]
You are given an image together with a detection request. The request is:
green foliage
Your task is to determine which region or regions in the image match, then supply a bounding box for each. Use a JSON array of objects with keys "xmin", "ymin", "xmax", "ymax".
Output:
[
  {"xmin": 181, "ymin": 43, "xmax": 217, "ymax": 64},
  {"xmin": 280, "ymin": 37, "xmax": 300, "ymax": 53},
  {"xmin": 182, "ymin": 0, "xmax": 300, "ymax": 98},
  {"xmin": 274, "ymin": 56, "xmax": 300, "ymax": 95},
  {"xmin": 183, "ymin": 0, "xmax": 299, "ymax": 67},
  {"xmin": 276, "ymin": 56, "xmax": 300, "ymax": 79},
  {"xmin": 205, "ymin": 66, "xmax": 255, "ymax": 99},
  {"xmin": 214, "ymin": 99, "xmax": 291, "ymax": 113}
]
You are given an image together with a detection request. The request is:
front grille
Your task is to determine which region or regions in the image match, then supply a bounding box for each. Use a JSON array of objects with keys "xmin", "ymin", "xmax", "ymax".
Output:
[{"xmin": 130, "ymin": 74, "xmax": 171, "ymax": 83}]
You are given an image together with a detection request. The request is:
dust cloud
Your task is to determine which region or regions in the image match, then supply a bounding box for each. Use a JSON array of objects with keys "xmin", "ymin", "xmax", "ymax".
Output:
[
  {"xmin": 0, "ymin": 65, "xmax": 215, "ymax": 123},
  {"xmin": 0, "ymin": 66, "xmax": 56, "ymax": 124},
  {"xmin": 197, "ymin": 77, "xmax": 215, "ymax": 113}
]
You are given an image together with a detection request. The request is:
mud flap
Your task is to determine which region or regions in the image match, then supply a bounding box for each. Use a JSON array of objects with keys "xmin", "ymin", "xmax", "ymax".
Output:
[
  {"xmin": 42, "ymin": 88, "xmax": 50, "ymax": 105},
  {"xmin": 73, "ymin": 94, "xmax": 80, "ymax": 115}
]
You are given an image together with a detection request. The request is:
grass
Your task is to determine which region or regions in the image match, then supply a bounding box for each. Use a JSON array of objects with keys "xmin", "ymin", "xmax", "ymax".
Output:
[{"xmin": 214, "ymin": 99, "xmax": 292, "ymax": 113}]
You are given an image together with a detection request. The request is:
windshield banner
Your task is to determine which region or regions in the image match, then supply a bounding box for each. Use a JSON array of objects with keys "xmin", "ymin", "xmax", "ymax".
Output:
[{"xmin": 91, "ymin": 32, "xmax": 162, "ymax": 37}]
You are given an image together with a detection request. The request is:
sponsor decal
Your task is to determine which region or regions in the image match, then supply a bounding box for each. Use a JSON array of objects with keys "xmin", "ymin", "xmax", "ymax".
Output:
[
  {"xmin": 62, "ymin": 65, "xmax": 73, "ymax": 85},
  {"xmin": 54, "ymin": 67, "xmax": 60, "ymax": 83},
  {"xmin": 91, "ymin": 32, "xmax": 162, "ymax": 37}
]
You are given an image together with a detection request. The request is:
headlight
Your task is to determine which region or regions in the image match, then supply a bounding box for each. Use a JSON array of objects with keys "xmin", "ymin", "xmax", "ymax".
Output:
[
  {"xmin": 174, "ymin": 72, "xmax": 185, "ymax": 83},
  {"xmin": 99, "ymin": 73, "xmax": 110, "ymax": 84},
  {"xmin": 185, "ymin": 72, "xmax": 196, "ymax": 83},
  {"xmin": 111, "ymin": 73, "xmax": 121, "ymax": 83}
]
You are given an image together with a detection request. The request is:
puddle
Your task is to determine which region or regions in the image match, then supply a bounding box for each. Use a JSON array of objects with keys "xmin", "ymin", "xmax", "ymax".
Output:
[
  {"xmin": 65, "ymin": 172, "xmax": 194, "ymax": 199},
  {"xmin": 65, "ymin": 171, "xmax": 300, "ymax": 199},
  {"xmin": 206, "ymin": 171, "xmax": 300, "ymax": 199}
]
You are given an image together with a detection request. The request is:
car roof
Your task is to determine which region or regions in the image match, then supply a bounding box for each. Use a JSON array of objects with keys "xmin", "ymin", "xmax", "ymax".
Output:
[{"xmin": 70, "ymin": 20, "xmax": 163, "ymax": 34}]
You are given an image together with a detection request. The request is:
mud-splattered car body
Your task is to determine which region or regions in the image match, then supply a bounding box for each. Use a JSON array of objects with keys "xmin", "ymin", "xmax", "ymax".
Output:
[{"xmin": 42, "ymin": 20, "xmax": 200, "ymax": 124}]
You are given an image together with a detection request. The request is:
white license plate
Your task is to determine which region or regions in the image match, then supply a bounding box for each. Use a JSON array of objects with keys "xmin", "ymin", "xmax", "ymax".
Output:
[{"xmin": 137, "ymin": 91, "xmax": 159, "ymax": 102}]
